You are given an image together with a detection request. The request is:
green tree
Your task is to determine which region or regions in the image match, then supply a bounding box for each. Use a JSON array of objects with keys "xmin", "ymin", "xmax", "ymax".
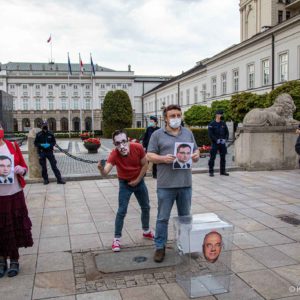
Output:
[
  {"xmin": 267, "ymin": 80, "xmax": 300, "ymax": 120},
  {"xmin": 102, "ymin": 90, "xmax": 133, "ymax": 138},
  {"xmin": 210, "ymin": 100, "xmax": 232, "ymax": 121},
  {"xmin": 184, "ymin": 105, "xmax": 212, "ymax": 126},
  {"xmin": 229, "ymin": 92, "xmax": 268, "ymax": 124}
]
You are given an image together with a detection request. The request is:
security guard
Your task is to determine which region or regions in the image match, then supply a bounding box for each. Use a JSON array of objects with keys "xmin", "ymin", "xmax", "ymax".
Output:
[
  {"xmin": 208, "ymin": 110, "xmax": 229, "ymax": 177},
  {"xmin": 34, "ymin": 122, "xmax": 65, "ymax": 185}
]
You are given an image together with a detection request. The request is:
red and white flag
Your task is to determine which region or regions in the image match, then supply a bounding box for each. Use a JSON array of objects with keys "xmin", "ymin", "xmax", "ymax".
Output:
[
  {"xmin": 79, "ymin": 54, "xmax": 84, "ymax": 75},
  {"xmin": 47, "ymin": 35, "xmax": 51, "ymax": 43}
]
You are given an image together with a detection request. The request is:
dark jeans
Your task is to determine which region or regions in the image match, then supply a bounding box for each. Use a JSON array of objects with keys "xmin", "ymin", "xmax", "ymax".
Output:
[
  {"xmin": 155, "ymin": 187, "xmax": 192, "ymax": 249},
  {"xmin": 115, "ymin": 179, "xmax": 150, "ymax": 238},
  {"xmin": 39, "ymin": 152, "xmax": 62, "ymax": 181},
  {"xmin": 208, "ymin": 143, "xmax": 227, "ymax": 174}
]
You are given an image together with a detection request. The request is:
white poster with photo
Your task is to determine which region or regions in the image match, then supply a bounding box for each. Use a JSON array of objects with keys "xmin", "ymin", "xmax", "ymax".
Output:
[
  {"xmin": 173, "ymin": 142, "xmax": 194, "ymax": 170},
  {"xmin": 0, "ymin": 154, "xmax": 14, "ymax": 184}
]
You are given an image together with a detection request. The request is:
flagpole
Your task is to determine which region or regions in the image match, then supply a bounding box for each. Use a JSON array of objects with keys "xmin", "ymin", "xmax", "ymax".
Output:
[
  {"xmin": 68, "ymin": 53, "xmax": 71, "ymax": 138},
  {"xmin": 90, "ymin": 54, "xmax": 94, "ymax": 136},
  {"xmin": 50, "ymin": 37, "xmax": 53, "ymax": 63},
  {"xmin": 79, "ymin": 53, "xmax": 83, "ymax": 134}
]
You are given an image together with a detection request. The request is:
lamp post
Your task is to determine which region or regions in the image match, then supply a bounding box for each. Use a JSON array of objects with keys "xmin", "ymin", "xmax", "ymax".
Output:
[{"xmin": 160, "ymin": 101, "xmax": 166, "ymax": 128}]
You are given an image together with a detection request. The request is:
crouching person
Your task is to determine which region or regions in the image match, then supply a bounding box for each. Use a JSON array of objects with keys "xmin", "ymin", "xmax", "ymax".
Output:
[{"xmin": 97, "ymin": 130, "xmax": 154, "ymax": 252}]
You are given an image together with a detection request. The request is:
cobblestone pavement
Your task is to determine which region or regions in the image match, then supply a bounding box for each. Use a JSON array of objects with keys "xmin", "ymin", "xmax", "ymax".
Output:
[
  {"xmin": 23, "ymin": 139, "xmax": 236, "ymax": 178},
  {"xmin": 1, "ymin": 170, "xmax": 300, "ymax": 299}
]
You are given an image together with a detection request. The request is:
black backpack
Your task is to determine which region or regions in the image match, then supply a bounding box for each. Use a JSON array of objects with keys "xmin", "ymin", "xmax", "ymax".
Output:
[{"xmin": 295, "ymin": 136, "xmax": 300, "ymax": 155}]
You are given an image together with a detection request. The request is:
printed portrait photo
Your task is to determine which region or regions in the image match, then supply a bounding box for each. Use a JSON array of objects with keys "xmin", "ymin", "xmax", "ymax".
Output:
[
  {"xmin": 202, "ymin": 231, "xmax": 223, "ymax": 263},
  {"xmin": 173, "ymin": 142, "xmax": 194, "ymax": 170},
  {"xmin": 0, "ymin": 154, "xmax": 14, "ymax": 184}
]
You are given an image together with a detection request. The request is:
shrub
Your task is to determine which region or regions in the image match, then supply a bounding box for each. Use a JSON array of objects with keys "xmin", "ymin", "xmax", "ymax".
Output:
[
  {"xmin": 102, "ymin": 90, "xmax": 133, "ymax": 138},
  {"xmin": 190, "ymin": 128, "xmax": 210, "ymax": 147},
  {"xmin": 229, "ymin": 92, "xmax": 268, "ymax": 123},
  {"xmin": 184, "ymin": 105, "xmax": 212, "ymax": 126},
  {"xmin": 267, "ymin": 80, "xmax": 300, "ymax": 120},
  {"xmin": 124, "ymin": 128, "xmax": 146, "ymax": 140},
  {"xmin": 210, "ymin": 99, "xmax": 232, "ymax": 121}
]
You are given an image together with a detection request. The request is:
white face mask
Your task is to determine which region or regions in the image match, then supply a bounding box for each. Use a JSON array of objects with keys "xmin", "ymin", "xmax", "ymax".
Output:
[{"xmin": 169, "ymin": 118, "xmax": 181, "ymax": 129}]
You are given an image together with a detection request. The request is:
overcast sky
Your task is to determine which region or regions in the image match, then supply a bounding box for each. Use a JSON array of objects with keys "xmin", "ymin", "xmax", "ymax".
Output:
[{"xmin": 0, "ymin": 0, "xmax": 240, "ymax": 75}]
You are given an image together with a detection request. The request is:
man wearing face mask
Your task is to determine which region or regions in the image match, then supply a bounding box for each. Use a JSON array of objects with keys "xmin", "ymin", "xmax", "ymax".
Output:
[
  {"xmin": 208, "ymin": 110, "xmax": 229, "ymax": 177},
  {"xmin": 34, "ymin": 121, "xmax": 65, "ymax": 185},
  {"xmin": 147, "ymin": 105, "xmax": 200, "ymax": 263},
  {"xmin": 97, "ymin": 130, "xmax": 153, "ymax": 252},
  {"xmin": 142, "ymin": 116, "xmax": 160, "ymax": 178}
]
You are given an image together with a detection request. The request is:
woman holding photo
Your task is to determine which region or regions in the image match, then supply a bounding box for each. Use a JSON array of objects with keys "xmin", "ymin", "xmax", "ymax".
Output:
[{"xmin": 0, "ymin": 126, "xmax": 33, "ymax": 277}]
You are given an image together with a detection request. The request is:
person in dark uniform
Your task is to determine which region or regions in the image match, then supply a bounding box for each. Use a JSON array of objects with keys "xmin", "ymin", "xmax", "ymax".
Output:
[
  {"xmin": 208, "ymin": 110, "xmax": 229, "ymax": 177},
  {"xmin": 142, "ymin": 116, "xmax": 160, "ymax": 178},
  {"xmin": 34, "ymin": 122, "xmax": 65, "ymax": 185}
]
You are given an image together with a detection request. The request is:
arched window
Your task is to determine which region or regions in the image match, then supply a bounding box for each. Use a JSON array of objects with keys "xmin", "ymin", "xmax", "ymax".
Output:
[
  {"xmin": 47, "ymin": 118, "xmax": 56, "ymax": 131},
  {"xmin": 61, "ymin": 118, "xmax": 68, "ymax": 132}
]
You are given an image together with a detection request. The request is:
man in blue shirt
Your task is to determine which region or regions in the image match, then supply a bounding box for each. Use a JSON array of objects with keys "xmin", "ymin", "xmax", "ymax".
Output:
[{"xmin": 208, "ymin": 110, "xmax": 229, "ymax": 177}]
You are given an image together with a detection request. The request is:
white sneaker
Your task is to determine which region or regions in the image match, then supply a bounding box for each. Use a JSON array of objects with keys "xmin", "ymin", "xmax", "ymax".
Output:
[{"xmin": 112, "ymin": 239, "xmax": 121, "ymax": 252}]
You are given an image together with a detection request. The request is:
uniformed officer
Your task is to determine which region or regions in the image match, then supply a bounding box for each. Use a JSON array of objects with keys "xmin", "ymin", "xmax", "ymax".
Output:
[
  {"xmin": 34, "ymin": 122, "xmax": 65, "ymax": 185},
  {"xmin": 208, "ymin": 110, "xmax": 229, "ymax": 177}
]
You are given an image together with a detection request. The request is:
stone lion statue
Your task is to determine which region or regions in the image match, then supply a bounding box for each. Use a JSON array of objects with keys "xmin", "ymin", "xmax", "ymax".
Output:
[{"xmin": 243, "ymin": 93, "xmax": 298, "ymax": 127}]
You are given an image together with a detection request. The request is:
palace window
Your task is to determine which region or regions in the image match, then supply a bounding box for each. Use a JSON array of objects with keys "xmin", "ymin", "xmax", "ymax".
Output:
[
  {"xmin": 194, "ymin": 86, "xmax": 198, "ymax": 103},
  {"xmin": 35, "ymin": 99, "xmax": 41, "ymax": 110},
  {"xmin": 279, "ymin": 52, "xmax": 288, "ymax": 82},
  {"xmin": 48, "ymin": 99, "xmax": 54, "ymax": 110},
  {"xmin": 221, "ymin": 73, "xmax": 227, "ymax": 95},
  {"xmin": 247, "ymin": 64, "xmax": 255, "ymax": 89},
  {"xmin": 186, "ymin": 89, "xmax": 190, "ymax": 105},
  {"xmin": 61, "ymin": 99, "xmax": 67, "ymax": 110},
  {"xmin": 23, "ymin": 99, "xmax": 28, "ymax": 110},
  {"xmin": 74, "ymin": 99, "xmax": 79, "ymax": 110},
  {"xmin": 262, "ymin": 59, "xmax": 270, "ymax": 86},
  {"xmin": 211, "ymin": 77, "xmax": 217, "ymax": 97},
  {"xmin": 233, "ymin": 69, "xmax": 239, "ymax": 92},
  {"xmin": 202, "ymin": 84, "xmax": 207, "ymax": 101}
]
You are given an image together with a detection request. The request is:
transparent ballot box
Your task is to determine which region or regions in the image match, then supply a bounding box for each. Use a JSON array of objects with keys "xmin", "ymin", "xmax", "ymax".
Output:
[{"xmin": 173, "ymin": 213, "xmax": 234, "ymax": 298}]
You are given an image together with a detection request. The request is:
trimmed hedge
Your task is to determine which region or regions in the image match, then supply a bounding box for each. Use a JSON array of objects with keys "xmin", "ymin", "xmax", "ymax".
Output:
[
  {"xmin": 190, "ymin": 128, "xmax": 210, "ymax": 147},
  {"xmin": 124, "ymin": 128, "xmax": 146, "ymax": 140}
]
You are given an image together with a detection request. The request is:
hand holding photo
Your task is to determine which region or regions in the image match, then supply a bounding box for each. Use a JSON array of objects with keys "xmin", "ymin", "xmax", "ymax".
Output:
[
  {"xmin": 0, "ymin": 154, "xmax": 14, "ymax": 184},
  {"xmin": 173, "ymin": 142, "xmax": 194, "ymax": 169}
]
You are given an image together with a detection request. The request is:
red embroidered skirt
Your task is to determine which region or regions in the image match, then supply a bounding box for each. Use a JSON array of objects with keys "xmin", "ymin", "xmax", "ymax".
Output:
[{"xmin": 0, "ymin": 190, "xmax": 33, "ymax": 257}]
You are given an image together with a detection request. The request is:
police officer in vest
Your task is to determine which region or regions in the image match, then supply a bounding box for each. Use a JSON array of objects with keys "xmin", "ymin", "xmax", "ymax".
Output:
[
  {"xmin": 34, "ymin": 122, "xmax": 65, "ymax": 185},
  {"xmin": 208, "ymin": 110, "xmax": 229, "ymax": 177}
]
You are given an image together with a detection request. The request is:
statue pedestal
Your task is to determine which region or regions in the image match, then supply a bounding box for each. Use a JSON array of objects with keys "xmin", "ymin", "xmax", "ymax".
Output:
[
  {"xmin": 28, "ymin": 128, "xmax": 42, "ymax": 179},
  {"xmin": 234, "ymin": 126, "xmax": 299, "ymax": 170}
]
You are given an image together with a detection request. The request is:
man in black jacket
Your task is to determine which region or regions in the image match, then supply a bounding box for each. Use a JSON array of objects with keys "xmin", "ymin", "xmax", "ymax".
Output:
[
  {"xmin": 208, "ymin": 110, "xmax": 229, "ymax": 177},
  {"xmin": 34, "ymin": 122, "xmax": 65, "ymax": 185},
  {"xmin": 142, "ymin": 116, "xmax": 160, "ymax": 178}
]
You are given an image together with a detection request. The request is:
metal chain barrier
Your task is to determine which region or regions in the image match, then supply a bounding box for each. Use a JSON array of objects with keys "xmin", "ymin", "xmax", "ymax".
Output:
[{"xmin": 54, "ymin": 143, "xmax": 99, "ymax": 164}]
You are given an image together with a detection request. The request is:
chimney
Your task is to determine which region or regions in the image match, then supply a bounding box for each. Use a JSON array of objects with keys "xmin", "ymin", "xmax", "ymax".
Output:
[{"xmin": 128, "ymin": 64, "xmax": 131, "ymax": 72}]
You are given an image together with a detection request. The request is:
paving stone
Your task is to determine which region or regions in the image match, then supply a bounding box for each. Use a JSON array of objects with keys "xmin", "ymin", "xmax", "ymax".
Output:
[
  {"xmin": 245, "ymin": 246, "xmax": 298, "ymax": 268},
  {"xmin": 0, "ymin": 274, "xmax": 34, "ymax": 300},
  {"xmin": 19, "ymin": 254, "xmax": 37, "ymax": 275},
  {"xmin": 162, "ymin": 283, "xmax": 216, "ymax": 300},
  {"xmin": 233, "ymin": 232, "xmax": 267, "ymax": 249},
  {"xmin": 230, "ymin": 250, "xmax": 265, "ymax": 273},
  {"xmin": 272, "ymin": 264, "xmax": 300, "ymax": 286},
  {"xmin": 70, "ymin": 233, "xmax": 102, "ymax": 250},
  {"xmin": 33, "ymin": 270, "xmax": 75, "ymax": 299},
  {"xmin": 274, "ymin": 243, "xmax": 300, "ymax": 262},
  {"xmin": 37, "ymin": 251, "xmax": 73, "ymax": 273},
  {"xmin": 77, "ymin": 290, "xmax": 122, "ymax": 300},
  {"xmin": 40, "ymin": 224, "xmax": 69, "ymax": 238},
  {"xmin": 238, "ymin": 269, "xmax": 293, "ymax": 299},
  {"xmin": 215, "ymin": 274, "xmax": 264, "ymax": 300},
  {"xmin": 69, "ymin": 223, "xmax": 97, "ymax": 235},
  {"xmin": 275, "ymin": 227, "xmax": 300, "ymax": 241},
  {"xmin": 39, "ymin": 236, "xmax": 70, "ymax": 253},
  {"xmin": 120, "ymin": 284, "xmax": 169, "ymax": 300},
  {"xmin": 250, "ymin": 229, "xmax": 295, "ymax": 245}
]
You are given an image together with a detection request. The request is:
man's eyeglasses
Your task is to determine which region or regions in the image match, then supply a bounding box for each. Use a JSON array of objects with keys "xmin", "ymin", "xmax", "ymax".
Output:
[{"xmin": 114, "ymin": 140, "xmax": 128, "ymax": 147}]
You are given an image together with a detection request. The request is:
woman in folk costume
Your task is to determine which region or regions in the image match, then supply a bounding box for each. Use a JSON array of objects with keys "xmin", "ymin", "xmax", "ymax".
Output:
[{"xmin": 0, "ymin": 126, "xmax": 33, "ymax": 277}]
